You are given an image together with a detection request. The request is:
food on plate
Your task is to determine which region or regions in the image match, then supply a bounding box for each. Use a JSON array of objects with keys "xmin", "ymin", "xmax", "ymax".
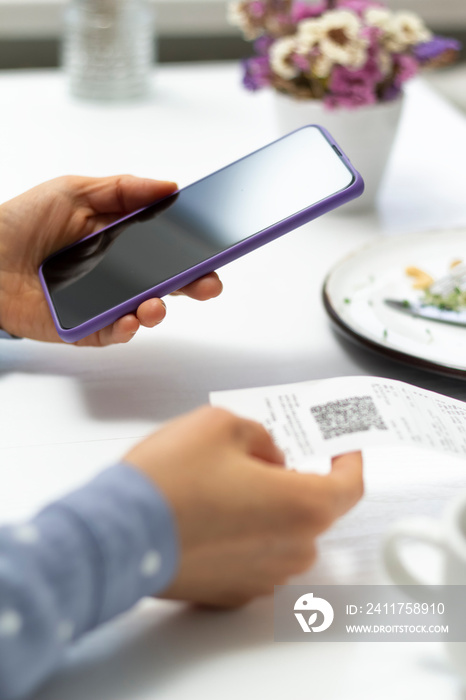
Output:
[
  {"xmin": 405, "ymin": 266, "xmax": 434, "ymax": 290},
  {"xmin": 405, "ymin": 260, "xmax": 466, "ymax": 310}
]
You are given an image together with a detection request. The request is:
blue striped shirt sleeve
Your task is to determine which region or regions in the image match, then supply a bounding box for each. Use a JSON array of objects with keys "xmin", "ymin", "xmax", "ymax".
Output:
[{"xmin": 0, "ymin": 463, "xmax": 178, "ymax": 700}]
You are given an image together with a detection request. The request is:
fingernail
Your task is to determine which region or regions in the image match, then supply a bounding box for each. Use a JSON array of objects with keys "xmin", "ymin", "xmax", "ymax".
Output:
[{"xmin": 160, "ymin": 299, "xmax": 166, "ymax": 309}]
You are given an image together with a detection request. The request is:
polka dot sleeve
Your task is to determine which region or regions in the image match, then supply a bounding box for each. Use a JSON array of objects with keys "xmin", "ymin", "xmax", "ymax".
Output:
[{"xmin": 0, "ymin": 464, "xmax": 179, "ymax": 700}]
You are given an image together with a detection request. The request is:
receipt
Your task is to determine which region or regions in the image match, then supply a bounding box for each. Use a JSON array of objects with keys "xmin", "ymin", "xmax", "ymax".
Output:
[{"xmin": 210, "ymin": 377, "xmax": 466, "ymax": 470}]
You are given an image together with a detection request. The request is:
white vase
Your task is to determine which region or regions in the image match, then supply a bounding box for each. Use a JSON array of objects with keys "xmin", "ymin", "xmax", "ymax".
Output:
[{"xmin": 273, "ymin": 91, "xmax": 404, "ymax": 212}]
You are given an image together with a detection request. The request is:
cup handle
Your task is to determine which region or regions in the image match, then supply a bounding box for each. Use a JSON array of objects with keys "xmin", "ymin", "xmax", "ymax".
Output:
[{"xmin": 383, "ymin": 517, "xmax": 444, "ymax": 592}]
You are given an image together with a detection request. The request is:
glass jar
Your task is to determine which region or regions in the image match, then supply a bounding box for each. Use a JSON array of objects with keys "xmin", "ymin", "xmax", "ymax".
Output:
[{"xmin": 62, "ymin": 0, "xmax": 155, "ymax": 100}]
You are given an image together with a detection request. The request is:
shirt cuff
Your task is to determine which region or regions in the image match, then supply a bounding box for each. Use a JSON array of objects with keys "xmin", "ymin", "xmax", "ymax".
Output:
[{"xmin": 32, "ymin": 463, "xmax": 179, "ymax": 635}]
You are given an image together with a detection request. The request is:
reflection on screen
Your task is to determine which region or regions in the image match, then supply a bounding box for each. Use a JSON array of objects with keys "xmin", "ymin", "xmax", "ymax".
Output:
[{"xmin": 43, "ymin": 126, "xmax": 354, "ymax": 328}]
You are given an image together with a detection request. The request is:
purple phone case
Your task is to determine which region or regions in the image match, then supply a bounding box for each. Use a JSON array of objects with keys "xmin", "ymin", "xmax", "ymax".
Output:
[{"xmin": 39, "ymin": 125, "xmax": 364, "ymax": 343}]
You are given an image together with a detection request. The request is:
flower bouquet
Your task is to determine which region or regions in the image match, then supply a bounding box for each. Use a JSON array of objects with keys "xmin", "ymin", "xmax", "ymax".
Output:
[{"xmin": 228, "ymin": 0, "xmax": 461, "ymax": 109}]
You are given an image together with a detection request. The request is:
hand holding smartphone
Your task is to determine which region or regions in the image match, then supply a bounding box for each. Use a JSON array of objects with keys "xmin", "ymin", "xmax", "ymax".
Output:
[{"xmin": 40, "ymin": 125, "xmax": 363, "ymax": 342}]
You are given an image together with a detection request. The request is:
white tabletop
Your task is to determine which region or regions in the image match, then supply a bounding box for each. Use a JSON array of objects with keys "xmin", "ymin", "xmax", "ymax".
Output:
[{"xmin": 1, "ymin": 62, "xmax": 466, "ymax": 700}]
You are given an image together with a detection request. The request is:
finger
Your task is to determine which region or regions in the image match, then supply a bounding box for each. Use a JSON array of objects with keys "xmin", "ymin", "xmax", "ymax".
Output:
[
  {"xmin": 170, "ymin": 272, "xmax": 223, "ymax": 301},
  {"xmin": 327, "ymin": 450, "xmax": 364, "ymax": 516},
  {"xmin": 281, "ymin": 451, "xmax": 363, "ymax": 531},
  {"xmin": 112, "ymin": 314, "xmax": 141, "ymax": 342},
  {"xmin": 76, "ymin": 299, "xmax": 167, "ymax": 347},
  {"xmin": 86, "ymin": 314, "xmax": 140, "ymax": 347},
  {"xmin": 80, "ymin": 175, "xmax": 178, "ymax": 214},
  {"xmin": 234, "ymin": 417, "xmax": 286, "ymax": 467},
  {"xmin": 136, "ymin": 298, "xmax": 167, "ymax": 328}
]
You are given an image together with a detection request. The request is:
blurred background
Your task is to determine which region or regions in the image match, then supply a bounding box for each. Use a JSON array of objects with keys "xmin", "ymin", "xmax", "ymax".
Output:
[
  {"xmin": 1, "ymin": 0, "xmax": 465, "ymax": 64},
  {"xmin": 0, "ymin": 0, "xmax": 464, "ymax": 113}
]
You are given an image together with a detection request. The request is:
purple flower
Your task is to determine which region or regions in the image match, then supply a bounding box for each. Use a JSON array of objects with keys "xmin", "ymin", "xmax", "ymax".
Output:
[
  {"xmin": 274, "ymin": 12, "xmax": 293, "ymax": 28},
  {"xmin": 249, "ymin": 1, "xmax": 266, "ymax": 18},
  {"xmin": 413, "ymin": 35, "xmax": 462, "ymax": 63},
  {"xmin": 254, "ymin": 34, "xmax": 275, "ymax": 55},
  {"xmin": 360, "ymin": 45, "xmax": 385, "ymax": 82},
  {"xmin": 360, "ymin": 23, "xmax": 383, "ymax": 43},
  {"xmin": 393, "ymin": 53, "xmax": 418, "ymax": 87},
  {"xmin": 326, "ymin": 58, "xmax": 381, "ymax": 108},
  {"xmin": 337, "ymin": 0, "xmax": 383, "ymax": 17},
  {"xmin": 292, "ymin": 52, "xmax": 311, "ymax": 71},
  {"xmin": 242, "ymin": 55, "xmax": 271, "ymax": 91},
  {"xmin": 291, "ymin": 1, "xmax": 326, "ymax": 22}
]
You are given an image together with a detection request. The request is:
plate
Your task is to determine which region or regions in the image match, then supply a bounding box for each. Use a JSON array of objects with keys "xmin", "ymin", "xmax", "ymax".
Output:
[{"xmin": 323, "ymin": 229, "xmax": 466, "ymax": 378}]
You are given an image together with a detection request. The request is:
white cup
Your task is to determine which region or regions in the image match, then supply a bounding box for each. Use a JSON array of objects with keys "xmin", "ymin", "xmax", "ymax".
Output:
[{"xmin": 383, "ymin": 493, "xmax": 466, "ymax": 682}]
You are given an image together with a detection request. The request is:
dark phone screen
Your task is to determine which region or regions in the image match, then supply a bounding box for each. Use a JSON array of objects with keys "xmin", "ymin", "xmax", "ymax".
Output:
[{"xmin": 42, "ymin": 127, "xmax": 354, "ymax": 329}]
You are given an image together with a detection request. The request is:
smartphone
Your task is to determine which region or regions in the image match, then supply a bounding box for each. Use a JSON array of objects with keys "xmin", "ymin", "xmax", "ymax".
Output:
[{"xmin": 39, "ymin": 125, "xmax": 363, "ymax": 342}]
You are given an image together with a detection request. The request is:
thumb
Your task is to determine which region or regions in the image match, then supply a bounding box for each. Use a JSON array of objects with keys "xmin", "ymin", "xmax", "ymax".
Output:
[
  {"xmin": 79, "ymin": 175, "xmax": 178, "ymax": 214},
  {"xmin": 327, "ymin": 451, "xmax": 364, "ymax": 515}
]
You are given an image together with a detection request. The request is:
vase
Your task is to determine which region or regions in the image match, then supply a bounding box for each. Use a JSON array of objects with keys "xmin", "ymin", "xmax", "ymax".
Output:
[
  {"xmin": 62, "ymin": 0, "xmax": 155, "ymax": 101},
  {"xmin": 273, "ymin": 91, "xmax": 404, "ymax": 212}
]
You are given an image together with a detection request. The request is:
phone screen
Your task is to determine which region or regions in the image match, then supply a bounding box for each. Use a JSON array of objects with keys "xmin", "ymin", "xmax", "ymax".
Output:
[{"xmin": 42, "ymin": 127, "xmax": 354, "ymax": 329}]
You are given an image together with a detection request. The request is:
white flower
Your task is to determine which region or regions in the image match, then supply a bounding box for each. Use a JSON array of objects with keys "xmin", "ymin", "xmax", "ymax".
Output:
[
  {"xmin": 318, "ymin": 10, "xmax": 369, "ymax": 69},
  {"xmin": 388, "ymin": 11, "xmax": 432, "ymax": 51},
  {"xmin": 364, "ymin": 7, "xmax": 392, "ymax": 32},
  {"xmin": 270, "ymin": 36, "xmax": 300, "ymax": 79},
  {"xmin": 313, "ymin": 52, "xmax": 333, "ymax": 79},
  {"xmin": 296, "ymin": 18, "xmax": 324, "ymax": 52},
  {"xmin": 227, "ymin": 1, "xmax": 261, "ymax": 40},
  {"xmin": 376, "ymin": 48, "xmax": 392, "ymax": 77},
  {"xmin": 295, "ymin": 19, "xmax": 333, "ymax": 78},
  {"xmin": 366, "ymin": 8, "xmax": 431, "ymax": 53},
  {"xmin": 227, "ymin": 2, "xmax": 245, "ymax": 28}
]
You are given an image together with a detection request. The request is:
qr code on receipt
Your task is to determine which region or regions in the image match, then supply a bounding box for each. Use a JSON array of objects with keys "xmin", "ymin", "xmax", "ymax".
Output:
[{"xmin": 310, "ymin": 396, "xmax": 388, "ymax": 440}]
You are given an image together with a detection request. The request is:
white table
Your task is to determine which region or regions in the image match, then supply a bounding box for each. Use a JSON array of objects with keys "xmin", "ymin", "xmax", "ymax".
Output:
[{"xmin": 1, "ymin": 63, "xmax": 466, "ymax": 700}]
